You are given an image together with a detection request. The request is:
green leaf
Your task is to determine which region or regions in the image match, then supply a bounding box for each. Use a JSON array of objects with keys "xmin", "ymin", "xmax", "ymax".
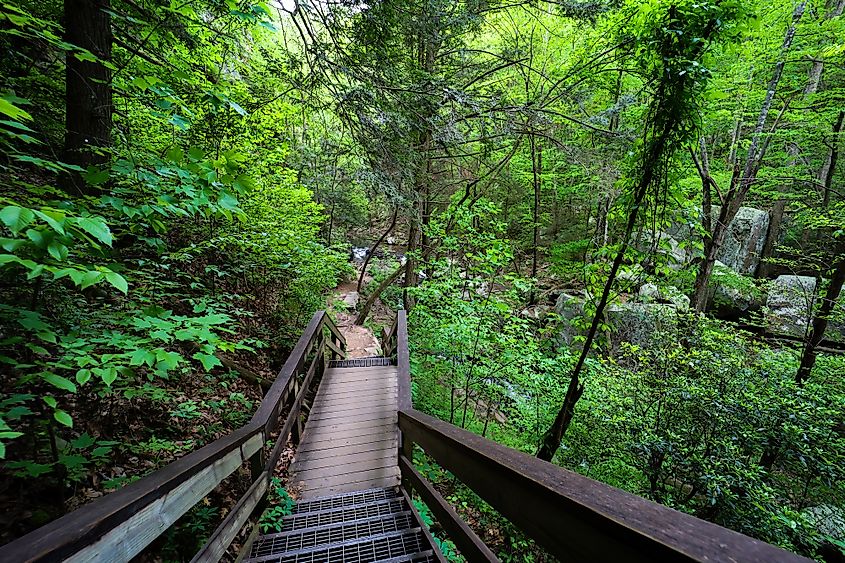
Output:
[
  {"xmin": 84, "ymin": 167, "xmax": 109, "ymax": 186},
  {"xmin": 91, "ymin": 446, "xmax": 112, "ymax": 457},
  {"xmin": 0, "ymin": 206, "xmax": 35, "ymax": 233},
  {"xmin": 169, "ymin": 114, "xmax": 190, "ymax": 130},
  {"xmin": 129, "ymin": 349, "xmax": 155, "ymax": 367},
  {"xmin": 0, "ymin": 238, "xmax": 26, "ymax": 251},
  {"xmin": 76, "ymin": 368, "xmax": 91, "ymax": 385},
  {"xmin": 33, "ymin": 209, "xmax": 66, "ymax": 235},
  {"xmin": 100, "ymin": 368, "xmax": 117, "ymax": 386},
  {"xmin": 47, "ymin": 240, "xmax": 68, "ymax": 261},
  {"xmin": 41, "ymin": 373, "xmax": 77, "ymax": 393},
  {"xmin": 79, "ymin": 270, "xmax": 103, "ymax": 289},
  {"xmin": 193, "ymin": 352, "xmax": 222, "ymax": 371},
  {"xmin": 0, "ymin": 97, "xmax": 32, "ymax": 121},
  {"xmin": 104, "ymin": 270, "xmax": 128, "ymax": 293},
  {"xmin": 71, "ymin": 433, "xmax": 96, "ymax": 449},
  {"xmin": 73, "ymin": 217, "xmax": 113, "ymax": 246},
  {"xmin": 43, "ymin": 396, "xmax": 57, "ymax": 408},
  {"xmin": 54, "ymin": 409, "xmax": 73, "ymax": 427}
]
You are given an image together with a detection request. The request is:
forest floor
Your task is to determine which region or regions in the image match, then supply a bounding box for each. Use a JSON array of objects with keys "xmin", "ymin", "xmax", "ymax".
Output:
[{"xmin": 329, "ymin": 277, "xmax": 382, "ymax": 358}]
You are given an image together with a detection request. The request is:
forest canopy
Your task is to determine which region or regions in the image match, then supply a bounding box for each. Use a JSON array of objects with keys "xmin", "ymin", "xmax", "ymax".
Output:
[{"xmin": 0, "ymin": 0, "xmax": 843, "ymax": 560}]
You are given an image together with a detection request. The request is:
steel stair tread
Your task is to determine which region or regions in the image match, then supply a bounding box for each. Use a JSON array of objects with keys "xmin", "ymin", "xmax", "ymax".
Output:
[
  {"xmin": 257, "ymin": 511, "xmax": 416, "ymax": 541},
  {"xmin": 280, "ymin": 498, "xmax": 408, "ymax": 532},
  {"xmin": 292, "ymin": 486, "xmax": 401, "ymax": 513},
  {"xmin": 244, "ymin": 528, "xmax": 425, "ymax": 562}
]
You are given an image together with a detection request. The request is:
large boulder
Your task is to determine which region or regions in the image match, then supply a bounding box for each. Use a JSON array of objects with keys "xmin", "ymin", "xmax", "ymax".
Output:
[
  {"xmin": 766, "ymin": 275, "xmax": 816, "ymax": 336},
  {"xmin": 606, "ymin": 302, "xmax": 680, "ymax": 349},
  {"xmin": 638, "ymin": 283, "xmax": 690, "ymax": 312},
  {"xmin": 555, "ymin": 292, "xmax": 586, "ymax": 348},
  {"xmin": 710, "ymin": 261, "xmax": 762, "ymax": 318},
  {"xmin": 713, "ymin": 206, "xmax": 770, "ymax": 275},
  {"xmin": 636, "ymin": 231, "xmax": 688, "ymax": 269},
  {"xmin": 802, "ymin": 505, "xmax": 845, "ymax": 543}
]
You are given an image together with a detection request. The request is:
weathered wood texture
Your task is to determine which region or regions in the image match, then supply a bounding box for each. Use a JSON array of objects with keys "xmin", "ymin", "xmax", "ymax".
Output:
[
  {"xmin": 290, "ymin": 365, "xmax": 399, "ymax": 498},
  {"xmin": 0, "ymin": 311, "xmax": 345, "ymax": 563},
  {"xmin": 399, "ymin": 455, "xmax": 499, "ymax": 562},
  {"xmin": 399, "ymin": 409, "xmax": 811, "ymax": 563}
]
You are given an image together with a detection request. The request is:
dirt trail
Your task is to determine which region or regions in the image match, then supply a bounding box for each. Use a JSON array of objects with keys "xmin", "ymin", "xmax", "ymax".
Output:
[{"xmin": 331, "ymin": 279, "xmax": 382, "ymax": 358}]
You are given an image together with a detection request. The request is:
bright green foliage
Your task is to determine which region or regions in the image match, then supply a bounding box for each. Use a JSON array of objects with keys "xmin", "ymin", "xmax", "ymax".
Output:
[
  {"xmin": 0, "ymin": 0, "xmax": 347, "ymax": 516},
  {"xmin": 260, "ymin": 477, "xmax": 296, "ymax": 533}
]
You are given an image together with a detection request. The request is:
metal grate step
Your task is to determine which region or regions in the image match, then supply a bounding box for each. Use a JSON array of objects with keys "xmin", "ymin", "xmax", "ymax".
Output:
[
  {"xmin": 329, "ymin": 357, "xmax": 394, "ymax": 368},
  {"xmin": 247, "ymin": 487, "xmax": 440, "ymax": 563},
  {"xmin": 251, "ymin": 512, "xmax": 416, "ymax": 556},
  {"xmin": 247, "ymin": 529, "xmax": 429, "ymax": 563},
  {"xmin": 281, "ymin": 498, "xmax": 407, "ymax": 532},
  {"xmin": 292, "ymin": 487, "xmax": 401, "ymax": 514}
]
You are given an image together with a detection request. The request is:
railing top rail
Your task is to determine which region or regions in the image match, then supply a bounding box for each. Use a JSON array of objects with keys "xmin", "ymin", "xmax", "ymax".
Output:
[
  {"xmin": 398, "ymin": 408, "xmax": 809, "ymax": 563},
  {"xmin": 251, "ymin": 310, "xmax": 325, "ymax": 431},
  {"xmin": 0, "ymin": 310, "xmax": 340, "ymax": 563}
]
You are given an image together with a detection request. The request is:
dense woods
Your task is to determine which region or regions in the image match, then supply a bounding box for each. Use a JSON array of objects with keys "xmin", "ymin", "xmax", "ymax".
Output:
[{"xmin": 0, "ymin": 0, "xmax": 843, "ymax": 560}]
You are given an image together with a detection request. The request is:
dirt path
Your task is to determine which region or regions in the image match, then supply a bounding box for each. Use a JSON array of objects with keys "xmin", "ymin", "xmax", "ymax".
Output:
[{"xmin": 331, "ymin": 279, "xmax": 382, "ymax": 358}]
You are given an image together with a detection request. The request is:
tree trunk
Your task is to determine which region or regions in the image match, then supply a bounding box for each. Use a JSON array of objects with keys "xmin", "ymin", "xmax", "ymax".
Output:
[
  {"xmin": 757, "ymin": 200, "xmax": 786, "ymax": 278},
  {"xmin": 402, "ymin": 220, "xmax": 419, "ymax": 311},
  {"xmin": 690, "ymin": 0, "xmax": 806, "ymax": 312},
  {"xmin": 356, "ymin": 263, "xmax": 403, "ymax": 326},
  {"xmin": 62, "ymin": 0, "xmax": 112, "ymax": 195},
  {"xmin": 530, "ymin": 134, "xmax": 542, "ymax": 303},
  {"xmin": 821, "ymin": 110, "xmax": 844, "ymax": 208},
  {"xmin": 796, "ymin": 246, "xmax": 845, "ymax": 384},
  {"xmin": 358, "ymin": 207, "xmax": 398, "ymax": 292}
]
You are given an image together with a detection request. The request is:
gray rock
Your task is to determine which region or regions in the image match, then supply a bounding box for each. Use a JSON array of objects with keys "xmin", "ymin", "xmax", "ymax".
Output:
[
  {"xmin": 637, "ymin": 231, "xmax": 688, "ymax": 269},
  {"xmin": 711, "ymin": 261, "xmax": 759, "ymax": 314},
  {"xmin": 639, "ymin": 283, "xmax": 660, "ymax": 303},
  {"xmin": 606, "ymin": 302, "xmax": 680, "ymax": 348},
  {"xmin": 342, "ymin": 291, "xmax": 360, "ymax": 310},
  {"xmin": 802, "ymin": 505, "xmax": 845, "ymax": 542},
  {"xmin": 713, "ymin": 206, "xmax": 770, "ymax": 275},
  {"xmin": 766, "ymin": 275, "xmax": 816, "ymax": 336},
  {"xmin": 638, "ymin": 284, "xmax": 690, "ymax": 312},
  {"xmin": 555, "ymin": 292, "xmax": 586, "ymax": 348},
  {"xmin": 618, "ymin": 264, "xmax": 646, "ymax": 284}
]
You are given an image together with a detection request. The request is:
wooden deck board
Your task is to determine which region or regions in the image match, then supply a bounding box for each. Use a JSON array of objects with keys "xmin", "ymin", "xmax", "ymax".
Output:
[
  {"xmin": 291, "ymin": 364, "xmax": 399, "ymax": 499},
  {"xmin": 293, "ymin": 440, "xmax": 399, "ymax": 462},
  {"xmin": 308, "ymin": 398, "xmax": 396, "ymax": 416}
]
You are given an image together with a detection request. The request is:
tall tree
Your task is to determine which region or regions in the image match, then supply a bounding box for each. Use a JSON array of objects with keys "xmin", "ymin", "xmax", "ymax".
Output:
[
  {"xmin": 537, "ymin": 0, "xmax": 741, "ymax": 461},
  {"xmin": 62, "ymin": 0, "xmax": 112, "ymax": 194},
  {"xmin": 690, "ymin": 0, "xmax": 806, "ymax": 311}
]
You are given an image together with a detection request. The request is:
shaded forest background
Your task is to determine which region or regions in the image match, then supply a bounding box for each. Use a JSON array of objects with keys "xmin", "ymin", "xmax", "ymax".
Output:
[{"xmin": 0, "ymin": 0, "xmax": 844, "ymax": 560}]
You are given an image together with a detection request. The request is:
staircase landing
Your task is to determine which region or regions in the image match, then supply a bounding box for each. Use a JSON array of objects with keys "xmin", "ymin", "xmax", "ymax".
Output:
[{"xmin": 289, "ymin": 359, "xmax": 400, "ymax": 499}]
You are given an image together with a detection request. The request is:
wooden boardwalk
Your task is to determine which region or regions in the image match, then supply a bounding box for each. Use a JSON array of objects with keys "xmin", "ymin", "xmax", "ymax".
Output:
[{"xmin": 289, "ymin": 363, "xmax": 400, "ymax": 498}]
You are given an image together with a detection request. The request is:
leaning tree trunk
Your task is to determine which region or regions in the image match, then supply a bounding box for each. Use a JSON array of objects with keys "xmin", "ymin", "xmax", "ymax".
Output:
[
  {"xmin": 62, "ymin": 0, "xmax": 112, "ymax": 195},
  {"xmin": 536, "ymin": 4, "xmax": 729, "ymax": 461},
  {"xmin": 796, "ymin": 245, "xmax": 845, "ymax": 385},
  {"xmin": 355, "ymin": 263, "xmax": 403, "ymax": 326},
  {"xmin": 358, "ymin": 207, "xmax": 398, "ymax": 292}
]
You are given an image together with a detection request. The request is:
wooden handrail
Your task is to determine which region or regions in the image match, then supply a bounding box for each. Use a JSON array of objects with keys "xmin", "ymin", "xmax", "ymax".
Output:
[
  {"xmin": 0, "ymin": 310, "xmax": 345, "ymax": 562},
  {"xmin": 398, "ymin": 408, "xmax": 809, "ymax": 563}
]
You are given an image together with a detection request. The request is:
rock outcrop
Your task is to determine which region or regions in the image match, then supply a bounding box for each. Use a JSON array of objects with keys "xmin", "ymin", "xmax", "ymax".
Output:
[
  {"xmin": 712, "ymin": 206, "xmax": 770, "ymax": 275},
  {"xmin": 765, "ymin": 275, "xmax": 816, "ymax": 336}
]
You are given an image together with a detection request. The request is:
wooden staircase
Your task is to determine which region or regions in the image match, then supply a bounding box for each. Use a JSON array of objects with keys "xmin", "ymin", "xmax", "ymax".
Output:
[
  {"xmin": 0, "ymin": 310, "xmax": 812, "ymax": 563},
  {"xmin": 245, "ymin": 487, "xmax": 438, "ymax": 563}
]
